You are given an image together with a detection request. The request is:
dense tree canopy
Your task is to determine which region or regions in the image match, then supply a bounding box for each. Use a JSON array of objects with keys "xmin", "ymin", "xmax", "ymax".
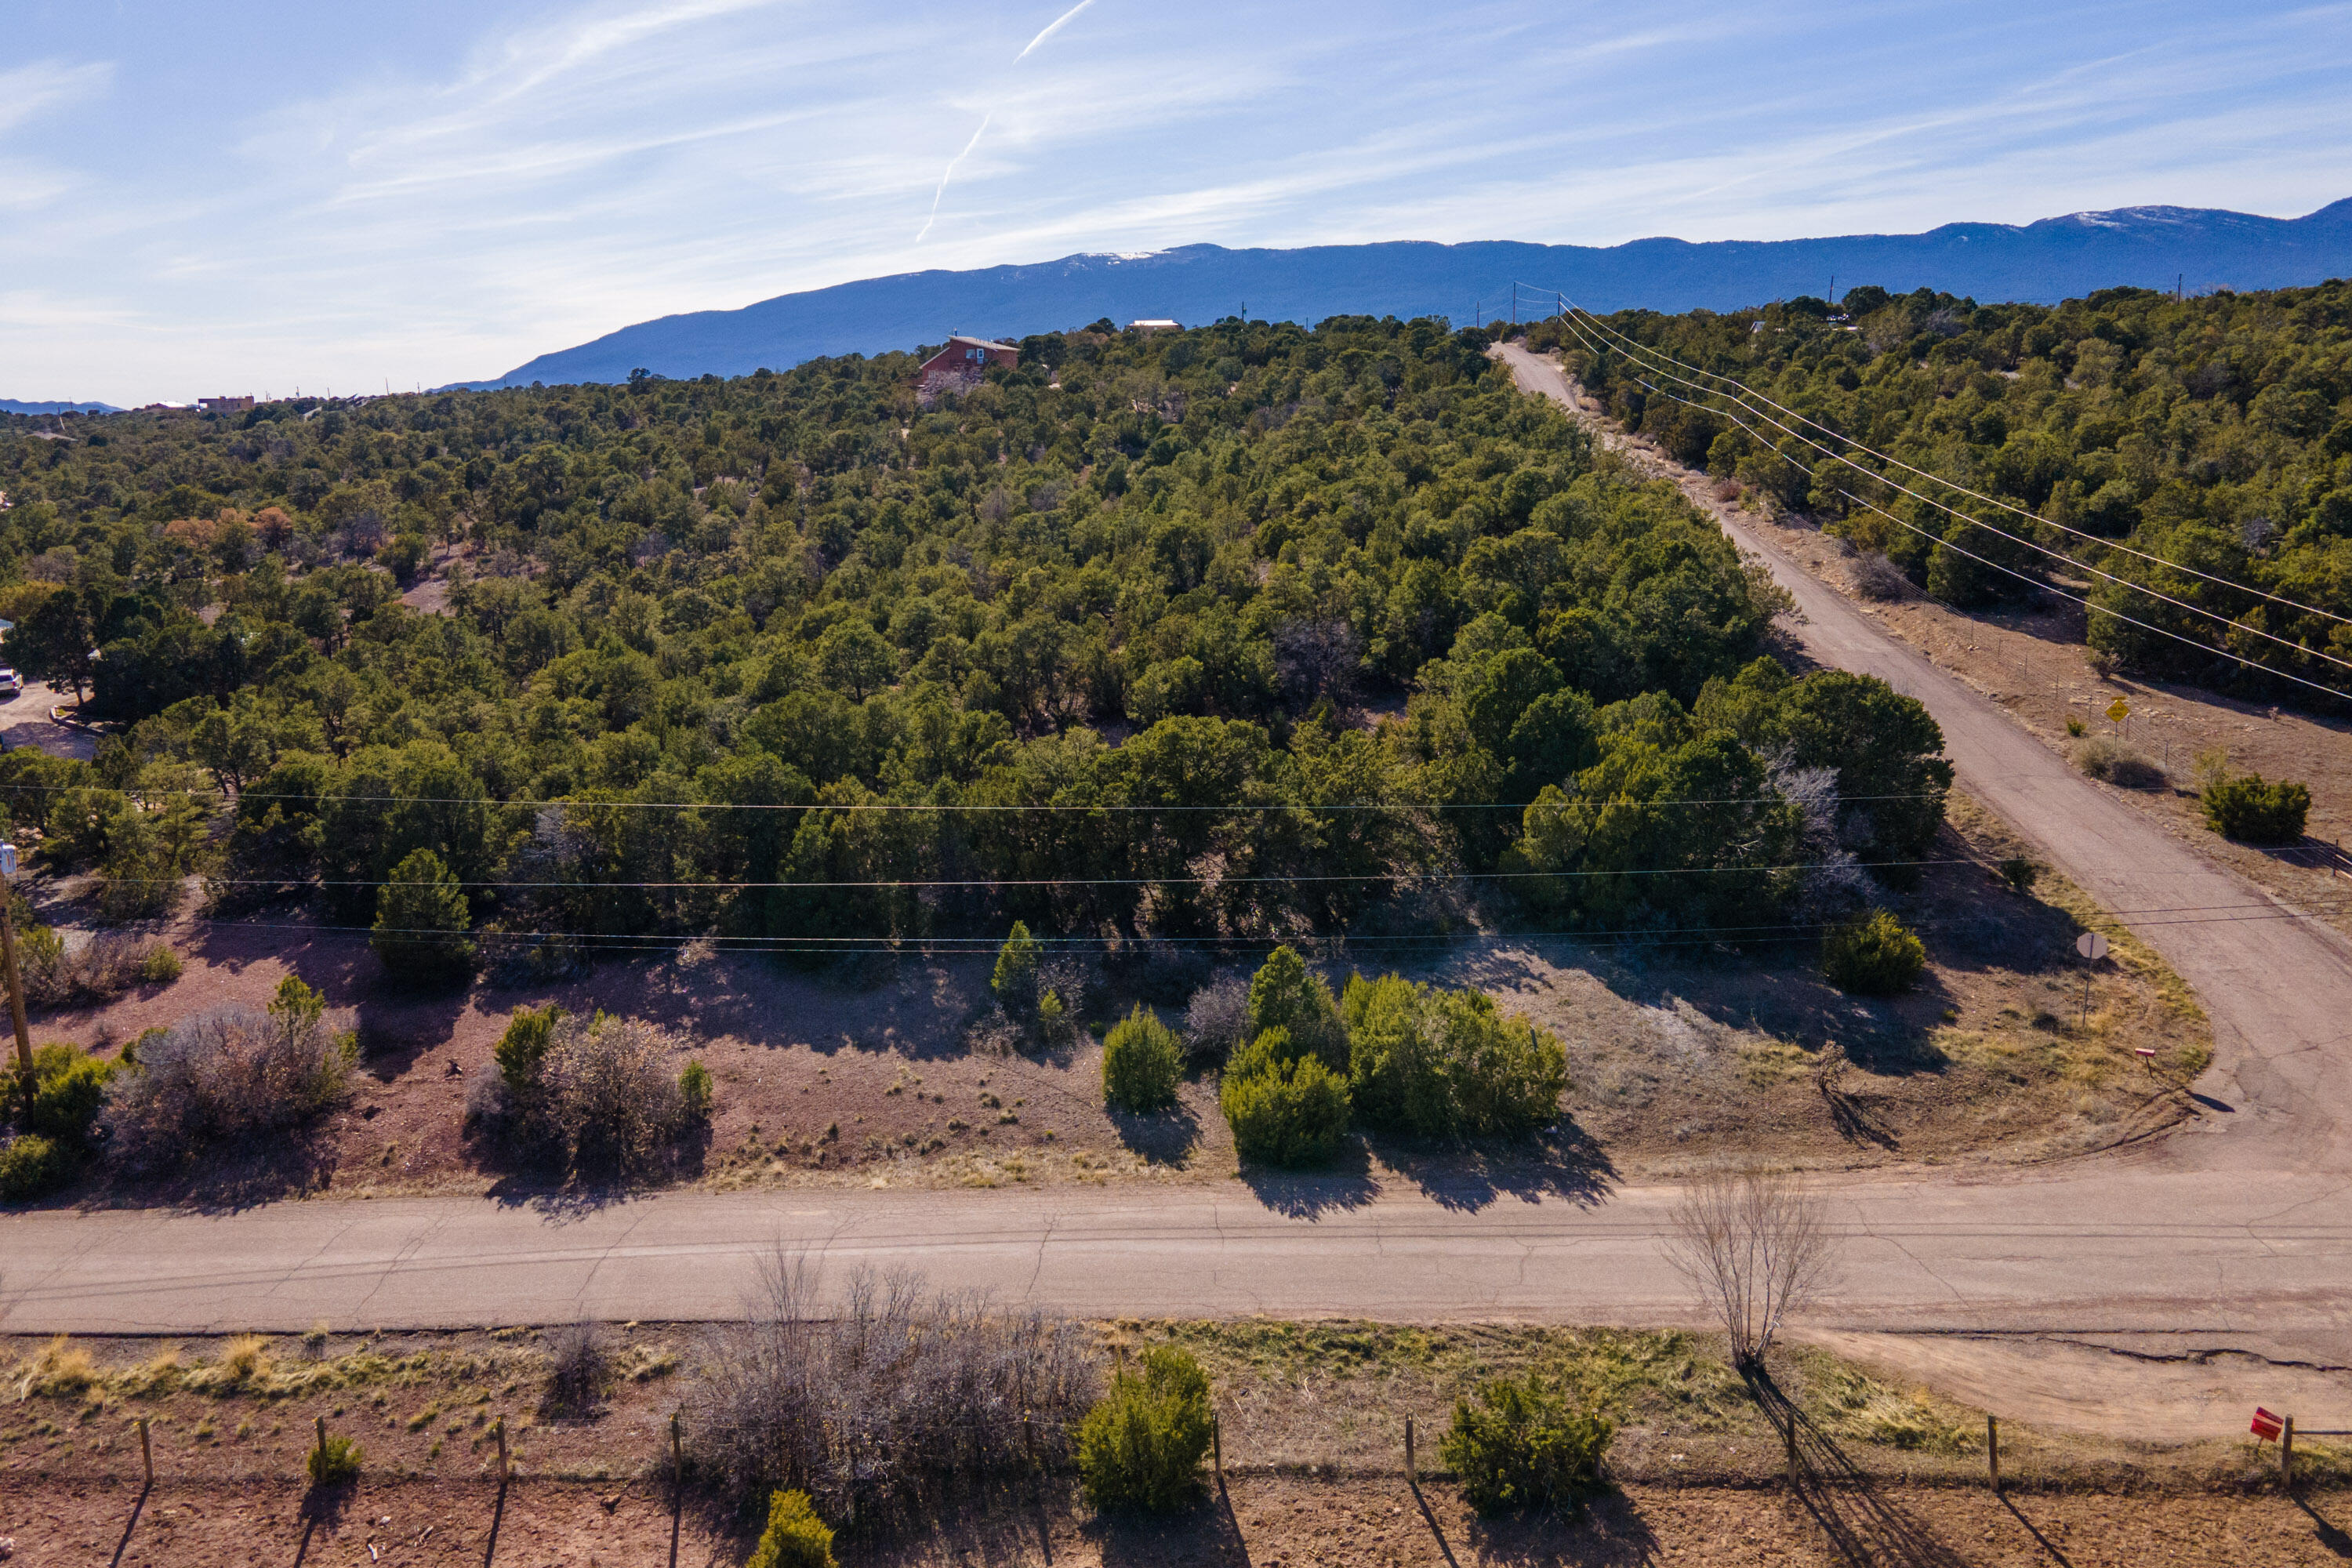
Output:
[
  {"xmin": 0, "ymin": 312, "xmax": 1943, "ymax": 955},
  {"xmin": 1536, "ymin": 280, "xmax": 2352, "ymax": 699}
]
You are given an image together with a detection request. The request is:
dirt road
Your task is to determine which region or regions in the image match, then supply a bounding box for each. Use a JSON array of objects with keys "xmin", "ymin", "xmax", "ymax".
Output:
[{"xmin": 1494, "ymin": 342, "xmax": 2352, "ymax": 1178}]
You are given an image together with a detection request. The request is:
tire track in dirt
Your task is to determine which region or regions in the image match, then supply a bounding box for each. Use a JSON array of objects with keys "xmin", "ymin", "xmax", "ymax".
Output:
[{"xmin": 1496, "ymin": 341, "xmax": 2352, "ymax": 1176}]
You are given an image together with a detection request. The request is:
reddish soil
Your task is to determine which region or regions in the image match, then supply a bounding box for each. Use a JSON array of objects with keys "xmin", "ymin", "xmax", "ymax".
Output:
[
  {"xmin": 5, "ymin": 1473, "xmax": 2348, "ymax": 1566},
  {"xmin": 1538, "ymin": 350, "xmax": 2352, "ymax": 946},
  {"xmin": 7, "ymin": 768, "xmax": 2208, "ymax": 1210}
]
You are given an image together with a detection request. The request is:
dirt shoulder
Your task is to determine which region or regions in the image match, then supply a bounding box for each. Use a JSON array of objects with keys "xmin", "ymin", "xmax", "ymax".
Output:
[
  {"xmin": 6, "ymin": 1324, "xmax": 2348, "ymax": 1566},
  {"xmin": 1495, "ymin": 340, "xmax": 2352, "ymax": 1176}
]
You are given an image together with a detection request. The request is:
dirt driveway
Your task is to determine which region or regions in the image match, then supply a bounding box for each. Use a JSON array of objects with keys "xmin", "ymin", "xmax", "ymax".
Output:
[{"xmin": 1496, "ymin": 343, "xmax": 2352, "ymax": 1178}]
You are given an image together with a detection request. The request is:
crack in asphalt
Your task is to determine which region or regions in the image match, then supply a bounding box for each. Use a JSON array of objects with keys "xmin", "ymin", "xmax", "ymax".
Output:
[{"xmin": 571, "ymin": 1209, "xmax": 649, "ymax": 1319}]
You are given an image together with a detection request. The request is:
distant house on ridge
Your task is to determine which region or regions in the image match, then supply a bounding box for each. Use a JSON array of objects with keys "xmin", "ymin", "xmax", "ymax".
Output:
[{"xmin": 914, "ymin": 335, "xmax": 1018, "ymax": 402}]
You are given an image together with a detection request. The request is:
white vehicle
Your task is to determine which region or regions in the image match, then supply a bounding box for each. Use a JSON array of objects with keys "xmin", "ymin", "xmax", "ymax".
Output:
[{"xmin": 0, "ymin": 668, "xmax": 21, "ymax": 695}]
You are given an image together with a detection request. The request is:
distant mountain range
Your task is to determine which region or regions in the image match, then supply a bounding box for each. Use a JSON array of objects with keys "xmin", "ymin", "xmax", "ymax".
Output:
[
  {"xmin": 0, "ymin": 399, "xmax": 120, "ymax": 416},
  {"xmin": 463, "ymin": 200, "xmax": 2352, "ymax": 389}
]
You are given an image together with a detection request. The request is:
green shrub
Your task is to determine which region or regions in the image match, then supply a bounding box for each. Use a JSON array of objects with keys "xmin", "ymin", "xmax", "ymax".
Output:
[
  {"xmin": 137, "ymin": 944, "xmax": 183, "ymax": 984},
  {"xmin": 1220, "ymin": 1030, "xmax": 1351, "ymax": 1167},
  {"xmin": 1344, "ymin": 976, "xmax": 1566, "ymax": 1139},
  {"xmin": 15, "ymin": 1042, "xmax": 115, "ymax": 1146},
  {"xmin": 993, "ymin": 920, "xmax": 1043, "ymax": 1007},
  {"xmin": 1076, "ymin": 1345, "xmax": 1214, "ymax": 1513},
  {"xmin": 495, "ymin": 1004, "xmax": 561, "ymax": 1096},
  {"xmin": 1439, "ymin": 1371, "xmax": 1613, "ymax": 1515},
  {"xmin": 680, "ymin": 1059, "xmax": 713, "ymax": 1122},
  {"xmin": 378, "ymin": 532, "xmax": 430, "ymax": 585},
  {"xmin": 307, "ymin": 1432, "xmax": 363, "ymax": 1487},
  {"xmin": 1821, "ymin": 909, "xmax": 1925, "ymax": 996},
  {"xmin": 1244, "ymin": 946, "xmax": 1348, "ymax": 1073},
  {"xmin": 1102, "ymin": 1004, "xmax": 1184, "ymax": 1112},
  {"xmin": 2201, "ymin": 770, "xmax": 2310, "ymax": 844},
  {"xmin": 0, "ymin": 1132, "xmax": 67, "ymax": 1201},
  {"xmin": 745, "ymin": 1487, "xmax": 835, "ymax": 1568},
  {"xmin": 370, "ymin": 848, "xmax": 476, "ymax": 978}
]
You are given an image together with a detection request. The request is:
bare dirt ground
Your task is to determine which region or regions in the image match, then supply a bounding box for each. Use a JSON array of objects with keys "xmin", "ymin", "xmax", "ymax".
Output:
[
  {"xmin": 8, "ymin": 776, "xmax": 2206, "ymax": 1210},
  {"xmin": 6, "ymin": 1325, "xmax": 2349, "ymax": 1566},
  {"xmin": 1520, "ymin": 349, "xmax": 2352, "ymax": 946},
  {"xmin": 9, "ymin": 1474, "xmax": 2350, "ymax": 1566}
]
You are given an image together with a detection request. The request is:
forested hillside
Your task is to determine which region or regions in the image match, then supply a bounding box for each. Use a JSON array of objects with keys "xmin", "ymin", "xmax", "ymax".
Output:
[
  {"xmin": 1535, "ymin": 280, "xmax": 2352, "ymax": 700},
  {"xmin": 0, "ymin": 316, "xmax": 1944, "ymax": 959}
]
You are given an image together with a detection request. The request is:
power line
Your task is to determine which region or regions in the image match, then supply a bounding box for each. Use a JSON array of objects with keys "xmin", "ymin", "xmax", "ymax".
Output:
[
  {"xmin": 1540, "ymin": 295, "xmax": 2352, "ymax": 630},
  {"xmin": 74, "ymin": 889, "xmax": 2352, "ymax": 958},
  {"xmin": 1606, "ymin": 357, "xmax": 2352, "ymax": 701},
  {"xmin": 1542, "ymin": 307, "xmax": 2352, "ymax": 702},
  {"xmin": 1829, "ymin": 487, "xmax": 2352, "ymax": 704},
  {"xmin": 0, "ymin": 779, "xmax": 1950, "ymax": 814},
  {"xmin": 126, "ymin": 855, "xmax": 1977, "ymax": 891},
  {"xmin": 1547, "ymin": 310, "xmax": 2352, "ymax": 683}
]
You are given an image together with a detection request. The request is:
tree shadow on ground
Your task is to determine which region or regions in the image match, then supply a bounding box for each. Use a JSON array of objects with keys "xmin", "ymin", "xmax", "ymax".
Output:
[
  {"xmin": 1238, "ymin": 1136, "xmax": 1381, "ymax": 1218},
  {"xmin": 1573, "ymin": 935, "xmax": 1957, "ymax": 1084},
  {"xmin": 1373, "ymin": 1116, "xmax": 1617, "ymax": 1214},
  {"xmin": 1744, "ymin": 1366, "xmax": 1970, "ymax": 1568},
  {"xmin": 83, "ymin": 1126, "xmax": 345, "ymax": 1215},
  {"xmin": 1091, "ymin": 1473, "xmax": 1249, "ymax": 1568},
  {"xmin": 1459, "ymin": 1486, "xmax": 1665, "ymax": 1567},
  {"xmin": 1109, "ymin": 1099, "xmax": 1200, "ymax": 1166}
]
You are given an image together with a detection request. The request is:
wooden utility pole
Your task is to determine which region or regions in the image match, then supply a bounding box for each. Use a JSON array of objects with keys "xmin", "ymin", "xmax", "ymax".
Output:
[
  {"xmin": 1987, "ymin": 1415, "xmax": 2000, "ymax": 1491},
  {"xmin": 2, "ymin": 843, "xmax": 31, "ymax": 1109}
]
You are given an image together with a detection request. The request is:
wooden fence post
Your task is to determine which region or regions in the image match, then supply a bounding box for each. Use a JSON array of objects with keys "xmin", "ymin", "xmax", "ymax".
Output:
[
  {"xmin": 495, "ymin": 1417, "xmax": 509, "ymax": 1483},
  {"xmin": 2282, "ymin": 1415, "xmax": 2295, "ymax": 1485},
  {"xmin": 1987, "ymin": 1415, "xmax": 2000, "ymax": 1492},
  {"xmin": 1404, "ymin": 1415, "xmax": 1415, "ymax": 1484},
  {"xmin": 138, "ymin": 1415, "xmax": 152, "ymax": 1486},
  {"xmin": 1784, "ymin": 1414, "xmax": 1799, "ymax": 1487},
  {"xmin": 1211, "ymin": 1412, "xmax": 1222, "ymax": 1484},
  {"xmin": 314, "ymin": 1414, "xmax": 327, "ymax": 1464}
]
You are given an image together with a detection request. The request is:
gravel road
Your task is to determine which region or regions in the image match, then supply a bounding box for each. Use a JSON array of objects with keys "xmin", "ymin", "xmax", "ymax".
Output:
[{"xmin": 1495, "ymin": 342, "xmax": 2352, "ymax": 1178}]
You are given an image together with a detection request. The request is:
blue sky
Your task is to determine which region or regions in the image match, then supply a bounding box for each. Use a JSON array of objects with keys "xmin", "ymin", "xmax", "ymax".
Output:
[{"xmin": 5, "ymin": 0, "xmax": 2350, "ymax": 405}]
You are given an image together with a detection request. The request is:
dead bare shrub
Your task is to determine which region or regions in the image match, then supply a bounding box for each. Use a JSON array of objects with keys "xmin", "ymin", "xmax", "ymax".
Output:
[
  {"xmin": 683, "ymin": 1258, "xmax": 1099, "ymax": 1528},
  {"xmin": 103, "ymin": 978, "xmax": 356, "ymax": 1172},
  {"xmin": 1848, "ymin": 552, "xmax": 1913, "ymax": 601},
  {"xmin": 2074, "ymin": 736, "xmax": 2166, "ymax": 790},
  {"xmin": 1664, "ymin": 1167, "xmax": 1838, "ymax": 1367},
  {"xmin": 475, "ymin": 1012, "xmax": 691, "ymax": 1176},
  {"xmin": 17, "ymin": 929, "xmax": 173, "ymax": 1008},
  {"xmin": 546, "ymin": 1319, "xmax": 609, "ymax": 1412},
  {"xmin": 1181, "ymin": 974, "xmax": 1250, "ymax": 1065}
]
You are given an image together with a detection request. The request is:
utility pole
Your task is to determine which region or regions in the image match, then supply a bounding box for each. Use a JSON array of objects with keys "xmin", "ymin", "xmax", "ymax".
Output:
[
  {"xmin": 2, "ymin": 843, "xmax": 31, "ymax": 1109},
  {"xmin": 1511, "ymin": 282, "xmax": 1518, "ymax": 326}
]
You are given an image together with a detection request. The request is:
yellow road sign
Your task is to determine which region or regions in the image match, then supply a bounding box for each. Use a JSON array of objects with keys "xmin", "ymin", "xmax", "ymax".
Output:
[{"xmin": 2106, "ymin": 698, "xmax": 2129, "ymax": 724}]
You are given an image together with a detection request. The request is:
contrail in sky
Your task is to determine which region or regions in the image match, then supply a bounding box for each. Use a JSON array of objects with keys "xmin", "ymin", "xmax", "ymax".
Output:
[
  {"xmin": 915, "ymin": 113, "xmax": 993, "ymax": 243},
  {"xmin": 916, "ymin": 1, "xmax": 1098, "ymax": 240},
  {"xmin": 1016, "ymin": 0, "xmax": 1097, "ymax": 60}
]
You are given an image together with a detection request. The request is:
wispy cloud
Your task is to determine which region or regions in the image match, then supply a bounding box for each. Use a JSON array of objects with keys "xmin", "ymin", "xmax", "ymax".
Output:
[
  {"xmin": 6, "ymin": 0, "xmax": 2352, "ymax": 403},
  {"xmin": 0, "ymin": 59, "xmax": 114, "ymax": 136}
]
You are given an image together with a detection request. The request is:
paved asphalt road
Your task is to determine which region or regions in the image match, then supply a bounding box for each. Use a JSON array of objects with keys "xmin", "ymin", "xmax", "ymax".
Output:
[
  {"xmin": 5, "ymin": 353, "xmax": 2351, "ymax": 1338},
  {"xmin": 5, "ymin": 1168, "xmax": 2348, "ymax": 1335}
]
